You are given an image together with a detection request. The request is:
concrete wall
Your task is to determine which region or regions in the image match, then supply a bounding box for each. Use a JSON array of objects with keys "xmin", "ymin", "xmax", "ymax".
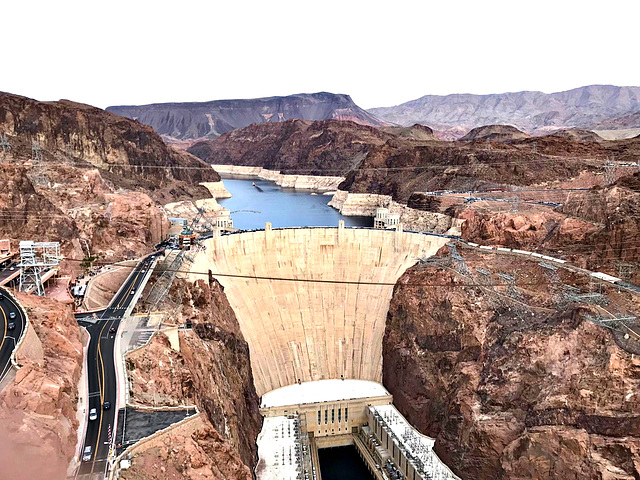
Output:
[
  {"xmin": 191, "ymin": 226, "xmax": 449, "ymax": 396},
  {"xmin": 262, "ymin": 394, "xmax": 392, "ymax": 439}
]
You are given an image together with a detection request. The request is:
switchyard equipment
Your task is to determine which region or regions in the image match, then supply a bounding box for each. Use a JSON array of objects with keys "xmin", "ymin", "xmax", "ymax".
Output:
[{"xmin": 18, "ymin": 240, "xmax": 61, "ymax": 296}]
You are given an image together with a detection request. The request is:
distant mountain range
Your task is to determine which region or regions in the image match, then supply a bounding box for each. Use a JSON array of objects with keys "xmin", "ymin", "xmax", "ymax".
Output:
[
  {"xmin": 368, "ymin": 85, "xmax": 640, "ymax": 135},
  {"xmin": 107, "ymin": 92, "xmax": 385, "ymax": 141},
  {"xmin": 107, "ymin": 86, "xmax": 640, "ymax": 142}
]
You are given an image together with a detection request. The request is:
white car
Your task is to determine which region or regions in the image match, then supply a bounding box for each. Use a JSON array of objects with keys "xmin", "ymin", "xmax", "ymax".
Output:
[
  {"xmin": 82, "ymin": 446, "xmax": 92, "ymax": 462},
  {"xmin": 89, "ymin": 408, "xmax": 98, "ymax": 421}
]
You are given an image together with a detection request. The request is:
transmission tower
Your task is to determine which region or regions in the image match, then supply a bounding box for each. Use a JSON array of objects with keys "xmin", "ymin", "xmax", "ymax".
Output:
[
  {"xmin": 498, "ymin": 272, "xmax": 522, "ymax": 299},
  {"xmin": 604, "ymin": 164, "xmax": 616, "ymax": 186},
  {"xmin": 446, "ymin": 242, "xmax": 472, "ymax": 276},
  {"xmin": 31, "ymin": 140, "xmax": 43, "ymax": 162},
  {"xmin": 18, "ymin": 241, "xmax": 61, "ymax": 296},
  {"xmin": 617, "ymin": 262, "xmax": 637, "ymax": 281},
  {"xmin": 0, "ymin": 133, "xmax": 11, "ymax": 157},
  {"xmin": 509, "ymin": 195, "xmax": 520, "ymax": 213},
  {"xmin": 563, "ymin": 291, "xmax": 608, "ymax": 306}
]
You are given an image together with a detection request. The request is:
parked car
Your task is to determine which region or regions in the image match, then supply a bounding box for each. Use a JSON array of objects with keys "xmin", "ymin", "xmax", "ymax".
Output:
[
  {"xmin": 82, "ymin": 446, "xmax": 92, "ymax": 462},
  {"xmin": 89, "ymin": 408, "xmax": 98, "ymax": 421}
]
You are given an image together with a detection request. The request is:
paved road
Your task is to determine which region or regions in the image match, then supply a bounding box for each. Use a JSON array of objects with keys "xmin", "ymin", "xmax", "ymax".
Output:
[
  {"xmin": 0, "ymin": 286, "xmax": 26, "ymax": 384},
  {"xmin": 0, "ymin": 262, "xmax": 19, "ymax": 287},
  {"xmin": 76, "ymin": 255, "xmax": 154, "ymax": 478}
]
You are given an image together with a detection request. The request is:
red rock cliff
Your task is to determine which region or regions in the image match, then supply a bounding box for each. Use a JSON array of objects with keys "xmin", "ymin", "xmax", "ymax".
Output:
[{"xmin": 383, "ymin": 250, "xmax": 640, "ymax": 479}]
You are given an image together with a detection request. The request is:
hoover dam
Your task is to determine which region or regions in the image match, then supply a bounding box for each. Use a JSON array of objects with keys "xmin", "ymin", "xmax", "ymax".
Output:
[
  {"xmin": 190, "ymin": 223, "xmax": 459, "ymax": 479},
  {"xmin": 191, "ymin": 223, "xmax": 451, "ymax": 396}
]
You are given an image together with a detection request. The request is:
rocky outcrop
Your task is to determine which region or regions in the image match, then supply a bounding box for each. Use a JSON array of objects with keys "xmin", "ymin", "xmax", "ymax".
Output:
[
  {"xmin": 590, "ymin": 111, "xmax": 640, "ymax": 130},
  {"xmin": 119, "ymin": 413, "xmax": 252, "ymax": 480},
  {"xmin": 383, "ymin": 250, "xmax": 640, "ymax": 479},
  {"xmin": 126, "ymin": 278, "xmax": 262, "ymax": 473},
  {"xmin": 328, "ymin": 190, "xmax": 454, "ymax": 232},
  {"xmin": 210, "ymin": 164, "xmax": 345, "ymax": 191},
  {"xmin": 340, "ymin": 139, "xmax": 592, "ymax": 203},
  {"xmin": 188, "ymin": 118, "xmax": 390, "ymax": 176},
  {"xmin": 0, "ymin": 92, "xmax": 219, "ymax": 201},
  {"xmin": 459, "ymin": 125, "xmax": 530, "ymax": 142},
  {"xmin": 381, "ymin": 123, "xmax": 439, "ymax": 141},
  {"xmin": 0, "ymin": 92, "xmax": 221, "ymax": 269},
  {"xmin": 107, "ymin": 92, "xmax": 386, "ymax": 141},
  {"xmin": 0, "ymin": 294, "xmax": 82, "ymax": 480},
  {"xmin": 550, "ymin": 128, "xmax": 603, "ymax": 142},
  {"xmin": 369, "ymin": 85, "xmax": 640, "ymax": 135},
  {"xmin": 455, "ymin": 182, "xmax": 640, "ymax": 281}
]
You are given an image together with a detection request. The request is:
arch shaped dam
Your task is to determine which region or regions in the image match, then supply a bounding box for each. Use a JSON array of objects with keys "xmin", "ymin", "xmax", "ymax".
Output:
[{"xmin": 191, "ymin": 226, "xmax": 450, "ymax": 396}]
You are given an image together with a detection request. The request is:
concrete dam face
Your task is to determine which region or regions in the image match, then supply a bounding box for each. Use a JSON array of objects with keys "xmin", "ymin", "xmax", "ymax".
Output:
[{"xmin": 191, "ymin": 226, "xmax": 449, "ymax": 396}]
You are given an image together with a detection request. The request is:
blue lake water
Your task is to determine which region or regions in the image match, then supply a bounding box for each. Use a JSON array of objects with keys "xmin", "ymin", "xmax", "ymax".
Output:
[{"xmin": 217, "ymin": 178, "xmax": 373, "ymax": 230}]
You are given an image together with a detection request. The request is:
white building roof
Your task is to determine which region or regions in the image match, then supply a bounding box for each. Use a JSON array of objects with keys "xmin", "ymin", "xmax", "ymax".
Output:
[
  {"xmin": 256, "ymin": 416, "xmax": 302, "ymax": 480},
  {"xmin": 261, "ymin": 379, "xmax": 390, "ymax": 408},
  {"xmin": 371, "ymin": 404, "xmax": 459, "ymax": 479}
]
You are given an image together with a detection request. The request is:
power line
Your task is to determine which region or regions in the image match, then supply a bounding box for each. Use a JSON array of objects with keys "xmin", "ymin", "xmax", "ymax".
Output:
[
  {"xmin": 59, "ymin": 256, "xmax": 600, "ymax": 289},
  {"xmin": 0, "ymin": 154, "xmax": 618, "ymax": 174}
]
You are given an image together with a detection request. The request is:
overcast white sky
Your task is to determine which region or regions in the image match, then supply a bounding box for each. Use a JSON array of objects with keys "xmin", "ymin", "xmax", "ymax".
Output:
[{"xmin": 3, "ymin": 0, "xmax": 638, "ymax": 109}]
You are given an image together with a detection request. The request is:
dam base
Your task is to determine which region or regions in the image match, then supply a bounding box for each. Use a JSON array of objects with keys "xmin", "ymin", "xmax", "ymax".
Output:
[{"xmin": 256, "ymin": 379, "xmax": 459, "ymax": 480}]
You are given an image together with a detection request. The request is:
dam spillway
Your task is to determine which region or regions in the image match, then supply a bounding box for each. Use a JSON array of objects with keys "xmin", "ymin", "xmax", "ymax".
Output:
[{"xmin": 191, "ymin": 224, "xmax": 450, "ymax": 396}]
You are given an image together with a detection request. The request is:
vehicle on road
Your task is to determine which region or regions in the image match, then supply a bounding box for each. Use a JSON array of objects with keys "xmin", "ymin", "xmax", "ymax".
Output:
[
  {"xmin": 82, "ymin": 446, "xmax": 92, "ymax": 462},
  {"xmin": 130, "ymin": 289, "xmax": 135, "ymax": 295},
  {"xmin": 103, "ymin": 401, "xmax": 111, "ymax": 410},
  {"xmin": 7, "ymin": 322, "xmax": 15, "ymax": 330},
  {"xmin": 0, "ymin": 293, "xmax": 4, "ymax": 300},
  {"xmin": 89, "ymin": 408, "xmax": 98, "ymax": 421},
  {"xmin": 9, "ymin": 312, "xmax": 16, "ymax": 319},
  {"xmin": 109, "ymin": 327, "xmax": 116, "ymax": 334}
]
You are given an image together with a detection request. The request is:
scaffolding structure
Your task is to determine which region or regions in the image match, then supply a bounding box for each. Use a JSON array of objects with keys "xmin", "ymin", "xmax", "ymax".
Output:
[{"xmin": 18, "ymin": 240, "xmax": 61, "ymax": 296}]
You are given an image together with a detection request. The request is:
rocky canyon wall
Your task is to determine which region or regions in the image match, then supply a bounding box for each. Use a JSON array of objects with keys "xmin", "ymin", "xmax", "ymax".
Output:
[
  {"xmin": 125, "ymin": 278, "xmax": 262, "ymax": 475},
  {"xmin": 0, "ymin": 294, "xmax": 83, "ymax": 480},
  {"xmin": 329, "ymin": 189, "xmax": 455, "ymax": 232},
  {"xmin": 383, "ymin": 248, "xmax": 640, "ymax": 479}
]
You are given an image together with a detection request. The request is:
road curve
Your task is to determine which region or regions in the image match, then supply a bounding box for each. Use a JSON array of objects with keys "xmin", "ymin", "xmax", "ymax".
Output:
[
  {"xmin": 75, "ymin": 254, "xmax": 155, "ymax": 478},
  {"xmin": 0, "ymin": 286, "xmax": 27, "ymax": 385}
]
